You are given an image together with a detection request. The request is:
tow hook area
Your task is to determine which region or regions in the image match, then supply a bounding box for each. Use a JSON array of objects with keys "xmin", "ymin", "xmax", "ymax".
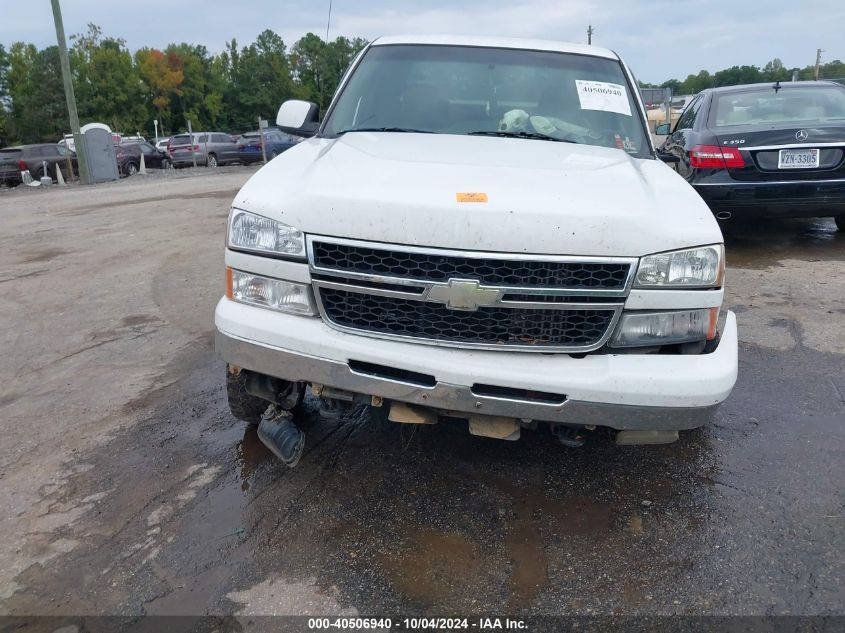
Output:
[
  {"xmin": 388, "ymin": 402, "xmax": 438, "ymax": 425},
  {"xmin": 554, "ymin": 425, "xmax": 587, "ymax": 447},
  {"xmin": 468, "ymin": 415, "xmax": 520, "ymax": 441},
  {"xmin": 257, "ymin": 405, "xmax": 305, "ymax": 468}
]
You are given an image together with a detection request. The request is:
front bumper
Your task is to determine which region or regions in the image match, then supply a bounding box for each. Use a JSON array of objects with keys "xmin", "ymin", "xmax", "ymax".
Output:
[{"xmin": 215, "ymin": 299, "xmax": 738, "ymax": 431}]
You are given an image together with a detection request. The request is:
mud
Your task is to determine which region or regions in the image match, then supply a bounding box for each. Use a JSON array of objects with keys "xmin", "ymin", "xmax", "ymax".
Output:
[{"xmin": 0, "ymin": 172, "xmax": 843, "ymax": 621}]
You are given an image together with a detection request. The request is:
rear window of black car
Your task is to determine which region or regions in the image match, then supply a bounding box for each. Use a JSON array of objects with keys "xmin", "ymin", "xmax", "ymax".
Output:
[
  {"xmin": 711, "ymin": 85, "xmax": 845, "ymax": 127},
  {"xmin": 0, "ymin": 149, "xmax": 22, "ymax": 162}
]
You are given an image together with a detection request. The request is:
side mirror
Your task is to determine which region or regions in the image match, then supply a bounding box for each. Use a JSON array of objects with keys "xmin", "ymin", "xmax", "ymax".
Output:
[
  {"xmin": 657, "ymin": 151, "xmax": 680, "ymax": 164},
  {"xmin": 276, "ymin": 100, "xmax": 320, "ymax": 137},
  {"xmin": 654, "ymin": 123, "xmax": 671, "ymax": 135}
]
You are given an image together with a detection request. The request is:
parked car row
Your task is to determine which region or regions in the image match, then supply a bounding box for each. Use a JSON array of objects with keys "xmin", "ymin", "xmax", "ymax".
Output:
[
  {"xmin": 1, "ymin": 127, "xmax": 303, "ymax": 186},
  {"xmin": 165, "ymin": 129, "xmax": 302, "ymax": 168}
]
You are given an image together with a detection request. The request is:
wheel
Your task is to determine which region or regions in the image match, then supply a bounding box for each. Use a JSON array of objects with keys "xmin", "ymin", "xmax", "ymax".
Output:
[
  {"xmin": 125, "ymin": 162, "xmax": 138, "ymax": 176},
  {"xmin": 161, "ymin": 158, "xmax": 172, "ymax": 170},
  {"xmin": 835, "ymin": 216, "xmax": 845, "ymax": 232},
  {"xmin": 226, "ymin": 367, "xmax": 268, "ymax": 425},
  {"xmin": 270, "ymin": 149, "xmax": 279, "ymax": 159},
  {"xmin": 207, "ymin": 154, "xmax": 218, "ymax": 168}
]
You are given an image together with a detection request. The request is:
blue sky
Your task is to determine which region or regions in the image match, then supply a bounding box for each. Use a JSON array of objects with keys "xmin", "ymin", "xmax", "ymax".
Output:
[{"xmin": 2, "ymin": 0, "xmax": 843, "ymax": 83}]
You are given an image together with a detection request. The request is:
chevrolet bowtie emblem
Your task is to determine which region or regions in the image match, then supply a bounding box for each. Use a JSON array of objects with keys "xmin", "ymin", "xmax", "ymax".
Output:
[{"xmin": 427, "ymin": 279, "xmax": 500, "ymax": 311}]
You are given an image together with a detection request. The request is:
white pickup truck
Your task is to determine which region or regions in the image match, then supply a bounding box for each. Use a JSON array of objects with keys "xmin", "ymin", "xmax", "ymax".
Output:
[{"xmin": 215, "ymin": 35, "xmax": 738, "ymax": 466}]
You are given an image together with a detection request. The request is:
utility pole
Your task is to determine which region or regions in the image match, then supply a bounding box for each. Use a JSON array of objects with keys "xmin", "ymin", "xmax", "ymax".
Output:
[
  {"xmin": 587, "ymin": 24, "xmax": 594, "ymax": 45},
  {"xmin": 258, "ymin": 116, "xmax": 267, "ymax": 164},
  {"xmin": 51, "ymin": 0, "xmax": 90, "ymax": 184},
  {"xmin": 814, "ymin": 48, "xmax": 823, "ymax": 80},
  {"xmin": 325, "ymin": 0, "xmax": 333, "ymax": 42}
]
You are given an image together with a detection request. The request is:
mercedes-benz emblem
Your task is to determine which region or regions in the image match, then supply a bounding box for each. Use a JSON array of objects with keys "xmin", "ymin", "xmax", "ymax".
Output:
[{"xmin": 795, "ymin": 129, "xmax": 809, "ymax": 141}]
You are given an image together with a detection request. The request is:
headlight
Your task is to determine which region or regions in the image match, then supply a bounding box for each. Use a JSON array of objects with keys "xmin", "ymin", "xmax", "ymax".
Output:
[
  {"xmin": 228, "ymin": 208, "xmax": 305, "ymax": 258},
  {"xmin": 226, "ymin": 269, "xmax": 315, "ymax": 315},
  {"xmin": 635, "ymin": 245, "xmax": 724, "ymax": 288},
  {"xmin": 610, "ymin": 308, "xmax": 718, "ymax": 348}
]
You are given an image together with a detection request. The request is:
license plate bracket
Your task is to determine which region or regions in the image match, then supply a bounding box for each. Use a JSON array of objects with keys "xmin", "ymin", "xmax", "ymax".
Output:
[{"xmin": 778, "ymin": 148, "xmax": 819, "ymax": 169}]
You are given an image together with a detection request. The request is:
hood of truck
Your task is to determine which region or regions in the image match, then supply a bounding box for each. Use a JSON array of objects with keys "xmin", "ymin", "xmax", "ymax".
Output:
[{"xmin": 233, "ymin": 132, "xmax": 721, "ymax": 257}]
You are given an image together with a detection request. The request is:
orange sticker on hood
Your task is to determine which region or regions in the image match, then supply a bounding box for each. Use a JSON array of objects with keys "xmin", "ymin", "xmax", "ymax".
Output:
[{"xmin": 456, "ymin": 192, "xmax": 488, "ymax": 203}]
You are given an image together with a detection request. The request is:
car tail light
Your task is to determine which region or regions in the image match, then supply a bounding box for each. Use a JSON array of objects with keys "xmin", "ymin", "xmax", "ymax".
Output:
[
  {"xmin": 18, "ymin": 159, "xmax": 26, "ymax": 171},
  {"xmin": 689, "ymin": 145, "xmax": 745, "ymax": 169},
  {"xmin": 192, "ymin": 144, "xmax": 199, "ymax": 151}
]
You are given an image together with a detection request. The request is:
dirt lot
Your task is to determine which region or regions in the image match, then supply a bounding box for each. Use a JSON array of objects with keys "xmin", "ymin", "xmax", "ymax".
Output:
[{"xmin": 1, "ymin": 170, "xmax": 843, "ymax": 627}]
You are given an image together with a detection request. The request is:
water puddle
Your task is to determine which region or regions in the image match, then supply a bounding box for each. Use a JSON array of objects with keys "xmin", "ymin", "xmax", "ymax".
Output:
[
  {"xmin": 378, "ymin": 528, "xmax": 481, "ymax": 606},
  {"xmin": 723, "ymin": 218, "xmax": 844, "ymax": 268}
]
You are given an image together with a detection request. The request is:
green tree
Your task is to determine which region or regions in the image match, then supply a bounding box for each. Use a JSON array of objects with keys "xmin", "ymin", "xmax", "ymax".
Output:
[
  {"xmin": 761, "ymin": 58, "xmax": 790, "ymax": 82},
  {"xmin": 221, "ymin": 29, "xmax": 298, "ymax": 131},
  {"xmin": 6, "ymin": 43, "xmax": 65, "ymax": 142},
  {"xmin": 680, "ymin": 69, "xmax": 713, "ymax": 94},
  {"xmin": 71, "ymin": 24, "xmax": 148, "ymax": 134},
  {"xmin": 137, "ymin": 48, "xmax": 184, "ymax": 135},
  {"xmin": 713, "ymin": 65, "xmax": 762, "ymax": 87},
  {"xmin": 289, "ymin": 34, "xmax": 368, "ymax": 113},
  {"xmin": 164, "ymin": 43, "xmax": 221, "ymax": 131},
  {"xmin": 660, "ymin": 79, "xmax": 682, "ymax": 93},
  {"xmin": 0, "ymin": 44, "xmax": 9, "ymax": 145}
]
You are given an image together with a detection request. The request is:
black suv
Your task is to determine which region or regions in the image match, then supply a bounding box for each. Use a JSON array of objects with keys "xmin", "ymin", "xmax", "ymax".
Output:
[{"xmin": 0, "ymin": 144, "xmax": 78, "ymax": 186}]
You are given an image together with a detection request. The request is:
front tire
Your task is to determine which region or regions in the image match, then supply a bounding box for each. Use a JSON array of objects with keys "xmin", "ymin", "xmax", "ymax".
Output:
[
  {"xmin": 835, "ymin": 215, "xmax": 845, "ymax": 232},
  {"xmin": 125, "ymin": 162, "xmax": 138, "ymax": 177},
  {"xmin": 207, "ymin": 154, "xmax": 218, "ymax": 168},
  {"xmin": 226, "ymin": 368, "xmax": 268, "ymax": 425}
]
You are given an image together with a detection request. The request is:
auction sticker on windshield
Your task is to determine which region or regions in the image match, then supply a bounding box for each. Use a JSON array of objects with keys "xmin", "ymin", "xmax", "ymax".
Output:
[{"xmin": 575, "ymin": 80, "xmax": 632, "ymax": 116}]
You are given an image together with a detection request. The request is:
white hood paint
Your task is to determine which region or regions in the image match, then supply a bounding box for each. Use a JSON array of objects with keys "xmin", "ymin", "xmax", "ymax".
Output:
[{"xmin": 233, "ymin": 133, "xmax": 722, "ymax": 257}]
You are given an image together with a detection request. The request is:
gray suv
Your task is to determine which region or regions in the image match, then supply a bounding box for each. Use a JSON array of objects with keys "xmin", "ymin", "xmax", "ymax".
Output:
[{"xmin": 168, "ymin": 132, "xmax": 240, "ymax": 168}]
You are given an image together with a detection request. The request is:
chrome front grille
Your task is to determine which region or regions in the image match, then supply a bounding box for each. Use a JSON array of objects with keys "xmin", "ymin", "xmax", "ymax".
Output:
[
  {"xmin": 311, "ymin": 240, "xmax": 631, "ymax": 289},
  {"xmin": 307, "ymin": 236, "xmax": 635, "ymax": 352},
  {"xmin": 319, "ymin": 288, "xmax": 617, "ymax": 348}
]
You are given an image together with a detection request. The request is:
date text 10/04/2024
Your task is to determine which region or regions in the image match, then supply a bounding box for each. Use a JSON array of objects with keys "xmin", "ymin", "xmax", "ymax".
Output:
[{"xmin": 307, "ymin": 618, "xmax": 528, "ymax": 630}]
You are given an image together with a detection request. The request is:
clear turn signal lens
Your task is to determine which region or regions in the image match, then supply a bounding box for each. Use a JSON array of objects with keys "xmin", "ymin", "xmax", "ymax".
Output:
[{"xmin": 226, "ymin": 269, "xmax": 315, "ymax": 315}]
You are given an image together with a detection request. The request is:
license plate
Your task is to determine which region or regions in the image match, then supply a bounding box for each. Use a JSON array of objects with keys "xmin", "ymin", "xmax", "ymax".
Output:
[{"xmin": 778, "ymin": 148, "xmax": 819, "ymax": 169}]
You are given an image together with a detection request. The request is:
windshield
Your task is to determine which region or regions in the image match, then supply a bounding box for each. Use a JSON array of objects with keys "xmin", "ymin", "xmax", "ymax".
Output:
[
  {"xmin": 711, "ymin": 85, "xmax": 845, "ymax": 127},
  {"xmin": 323, "ymin": 44, "xmax": 650, "ymax": 157}
]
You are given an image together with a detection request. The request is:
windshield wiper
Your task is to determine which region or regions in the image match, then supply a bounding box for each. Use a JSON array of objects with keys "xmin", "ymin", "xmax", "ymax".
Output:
[
  {"xmin": 468, "ymin": 130, "xmax": 578, "ymax": 143},
  {"xmin": 336, "ymin": 126, "xmax": 435, "ymax": 135}
]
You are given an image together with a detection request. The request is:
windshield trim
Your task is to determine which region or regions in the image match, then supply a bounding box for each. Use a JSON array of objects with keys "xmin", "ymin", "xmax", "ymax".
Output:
[{"xmin": 318, "ymin": 43, "xmax": 654, "ymax": 158}]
